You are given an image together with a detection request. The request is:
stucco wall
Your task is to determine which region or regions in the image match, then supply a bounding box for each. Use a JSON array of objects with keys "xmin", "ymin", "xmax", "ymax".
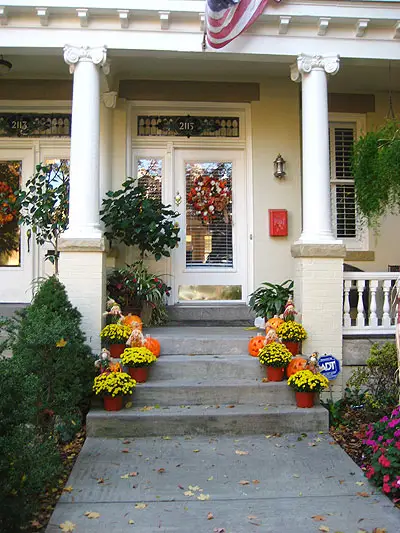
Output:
[{"xmin": 251, "ymin": 78, "xmax": 301, "ymax": 287}]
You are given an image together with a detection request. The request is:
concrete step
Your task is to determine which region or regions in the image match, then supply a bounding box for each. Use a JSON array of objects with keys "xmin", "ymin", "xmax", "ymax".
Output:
[
  {"xmin": 131, "ymin": 379, "xmax": 294, "ymax": 406},
  {"xmin": 149, "ymin": 355, "xmax": 264, "ymax": 380},
  {"xmin": 146, "ymin": 326, "xmax": 255, "ymax": 355},
  {"xmin": 167, "ymin": 303, "xmax": 254, "ymax": 326},
  {"xmin": 87, "ymin": 404, "xmax": 329, "ymax": 437}
]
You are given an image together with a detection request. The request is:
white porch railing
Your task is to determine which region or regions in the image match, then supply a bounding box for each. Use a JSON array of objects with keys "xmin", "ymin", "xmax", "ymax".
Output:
[{"xmin": 343, "ymin": 272, "xmax": 399, "ymax": 335}]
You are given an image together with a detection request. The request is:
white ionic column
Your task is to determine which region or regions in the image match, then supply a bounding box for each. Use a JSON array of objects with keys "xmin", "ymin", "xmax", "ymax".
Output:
[
  {"xmin": 63, "ymin": 45, "xmax": 109, "ymax": 238},
  {"xmin": 291, "ymin": 54, "xmax": 340, "ymax": 244},
  {"xmin": 100, "ymin": 91, "xmax": 117, "ymax": 210}
]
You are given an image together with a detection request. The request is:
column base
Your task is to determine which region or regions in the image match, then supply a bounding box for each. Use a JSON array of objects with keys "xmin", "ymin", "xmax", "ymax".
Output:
[
  {"xmin": 58, "ymin": 237, "xmax": 106, "ymax": 353},
  {"xmin": 292, "ymin": 243, "xmax": 346, "ymax": 397}
]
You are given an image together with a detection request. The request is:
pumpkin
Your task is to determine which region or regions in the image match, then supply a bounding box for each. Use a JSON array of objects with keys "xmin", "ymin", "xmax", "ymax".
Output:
[
  {"xmin": 266, "ymin": 316, "xmax": 284, "ymax": 331},
  {"xmin": 123, "ymin": 314, "xmax": 143, "ymax": 331},
  {"xmin": 248, "ymin": 335, "xmax": 266, "ymax": 357},
  {"xmin": 144, "ymin": 336, "xmax": 161, "ymax": 357},
  {"xmin": 286, "ymin": 357, "xmax": 308, "ymax": 378}
]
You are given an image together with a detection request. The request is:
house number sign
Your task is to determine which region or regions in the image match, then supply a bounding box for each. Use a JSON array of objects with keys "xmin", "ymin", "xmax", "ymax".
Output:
[
  {"xmin": 0, "ymin": 113, "xmax": 72, "ymax": 137},
  {"xmin": 137, "ymin": 115, "xmax": 240, "ymax": 138}
]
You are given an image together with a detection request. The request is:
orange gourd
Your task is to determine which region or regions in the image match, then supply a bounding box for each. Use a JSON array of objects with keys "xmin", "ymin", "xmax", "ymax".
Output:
[
  {"xmin": 286, "ymin": 357, "xmax": 308, "ymax": 378},
  {"xmin": 266, "ymin": 316, "xmax": 284, "ymax": 331},
  {"xmin": 248, "ymin": 335, "xmax": 266, "ymax": 357},
  {"xmin": 144, "ymin": 336, "xmax": 161, "ymax": 358},
  {"xmin": 123, "ymin": 314, "xmax": 143, "ymax": 331}
]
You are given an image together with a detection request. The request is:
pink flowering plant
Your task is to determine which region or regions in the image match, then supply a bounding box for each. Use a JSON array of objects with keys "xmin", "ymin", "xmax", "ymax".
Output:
[{"xmin": 363, "ymin": 405, "xmax": 400, "ymax": 501}]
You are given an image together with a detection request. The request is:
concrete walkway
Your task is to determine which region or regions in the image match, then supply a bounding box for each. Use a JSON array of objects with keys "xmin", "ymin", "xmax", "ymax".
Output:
[{"xmin": 47, "ymin": 433, "xmax": 399, "ymax": 533}]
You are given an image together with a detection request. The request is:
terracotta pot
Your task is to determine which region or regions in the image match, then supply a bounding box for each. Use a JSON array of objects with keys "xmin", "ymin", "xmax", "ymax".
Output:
[
  {"xmin": 128, "ymin": 366, "xmax": 148, "ymax": 383},
  {"xmin": 283, "ymin": 341, "xmax": 300, "ymax": 357},
  {"xmin": 295, "ymin": 391, "xmax": 315, "ymax": 408},
  {"xmin": 109, "ymin": 343, "xmax": 126, "ymax": 359},
  {"xmin": 103, "ymin": 396, "xmax": 123, "ymax": 411},
  {"xmin": 266, "ymin": 366, "xmax": 285, "ymax": 382}
]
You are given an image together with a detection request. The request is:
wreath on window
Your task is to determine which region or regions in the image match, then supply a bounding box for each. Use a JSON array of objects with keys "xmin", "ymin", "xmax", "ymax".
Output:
[
  {"xmin": 0, "ymin": 181, "xmax": 17, "ymax": 226},
  {"xmin": 187, "ymin": 175, "xmax": 231, "ymax": 224}
]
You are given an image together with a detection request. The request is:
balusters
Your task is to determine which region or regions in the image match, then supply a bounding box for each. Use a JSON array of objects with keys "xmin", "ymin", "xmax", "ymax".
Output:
[
  {"xmin": 382, "ymin": 279, "xmax": 392, "ymax": 328},
  {"xmin": 369, "ymin": 280, "xmax": 378, "ymax": 328},
  {"xmin": 356, "ymin": 279, "xmax": 366, "ymax": 328},
  {"xmin": 343, "ymin": 279, "xmax": 352, "ymax": 328}
]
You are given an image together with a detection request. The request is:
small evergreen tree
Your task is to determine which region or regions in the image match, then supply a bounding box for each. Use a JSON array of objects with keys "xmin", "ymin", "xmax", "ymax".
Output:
[
  {"xmin": 13, "ymin": 276, "xmax": 95, "ymax": 439},
  {"xmin": 0, "ymin": 357, "xmax": 61, "ymax": 532}
]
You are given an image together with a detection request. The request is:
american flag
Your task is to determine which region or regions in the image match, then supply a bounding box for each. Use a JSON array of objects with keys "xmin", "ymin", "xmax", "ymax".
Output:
[{"xmin": 205, "ymin": 0, "xmax": 281, "ymax": 49}]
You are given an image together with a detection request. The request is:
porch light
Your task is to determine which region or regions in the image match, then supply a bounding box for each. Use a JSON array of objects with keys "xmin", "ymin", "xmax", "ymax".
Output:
[
  {"xmin": 0, "ymin": 55, "xmax": 12, "ymax": 76},
  {"xmin": 273, "ymin": 154, "xmax": 286, "ymax": 179}
]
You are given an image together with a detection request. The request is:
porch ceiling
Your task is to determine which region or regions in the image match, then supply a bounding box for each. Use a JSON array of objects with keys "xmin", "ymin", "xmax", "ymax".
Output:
[{"xmin": 1, "ymin": 50, "xmax": 400, "ymax": 93}]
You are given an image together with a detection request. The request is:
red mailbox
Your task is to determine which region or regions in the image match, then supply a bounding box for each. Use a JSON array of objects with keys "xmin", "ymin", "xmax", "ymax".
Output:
[{"xmin": 269, "ymin": 209, "xmax": 288, "ymax": 237}]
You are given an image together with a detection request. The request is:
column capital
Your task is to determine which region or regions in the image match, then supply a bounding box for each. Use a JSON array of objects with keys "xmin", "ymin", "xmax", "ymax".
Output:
[
  {"xmin": 290, "ymin": 54, "xmax": 340, "ymax": 82},
  {"xmin": 63, "ymin": 44, "xmax": 110, "ymax": 75}
]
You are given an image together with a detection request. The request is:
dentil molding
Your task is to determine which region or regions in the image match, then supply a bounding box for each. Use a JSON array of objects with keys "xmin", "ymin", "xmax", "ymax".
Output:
[
  {"xmin": 290, "ymin": 54, "xmax": 340, "ymax": 82},
  {"xmin": 63, "ymin": 45, "xmax": 110, "ymax": 75}
]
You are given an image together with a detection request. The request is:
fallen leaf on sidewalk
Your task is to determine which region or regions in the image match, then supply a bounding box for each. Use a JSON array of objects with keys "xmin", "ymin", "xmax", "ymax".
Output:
[
  {"xmin": 197, "ymin": 493, "xmax": 210, "ymax": 500},
  {"xmin": 59, "ymin": 521, "xmax": 76, "ymax": 532},
  {"xmin": 134, "ymin": 503, "xmax": 147, "ymax": 510},
  {"xmin": 318, "ymin": 527, "xmax": 330, "ymax": 532},
  {"xmin": 356, "ymin": 481, "xmax": 365, "ymax": 486},
  {"xmin": 162, "ymin": 436, "xmax": 171, "ymax": 440},
  {"xmin": 84, "ymin": 512, "xmax": 100, "ymax": 519},
  {"xmin": 193, "ymin": 449, "xmax": 200, "ymax": 453},
  {"xmin": 184, "ymin": 490, "xmax": 194, "ymax": 496},
  {"xmin": 238, "ymin": 480, "xmax": 249, "ymax": 485},
  {"xmin": 125, "ymin": 402, "xmax": 133, "ymax": 409},
  {"xmin": 312, "ymin": 515, "xmax": 326, "ymax": 521},
  {"xmin": 207, "ymin": 476, "xmax": 214, "ymax": 481},
  {"xmin": 97, "ymin": 477, "xmax": 105, "ymax": 484},
  {"xmin": 213, "ymin": 529, "xmax": 225, "ymax": 533},
  {"xmin": 235, "ymin": 450, "xmax": 248, "ymax": 455},
  {"xmin": 121, "ymin": 449, "xmax": 130, "ymax": 453},
  {"xmin": 357, "ymin": 492, "xmax": 370, "ymax": 498},
  {"xmin": 129, "ymin": 472, "xmax": 138, "ymax": 477},
  {"xmin": 128, "ymin": 520, "xmax": 135, "ymax": 524},
  {"xmin": 252, "ymin": 480, "xmax": 260, "ymax": 484},
  {"xmin": 248, "ymin": 515, "xmax": 258, "ymax": 520},
  {"xmin": 63, "ymin": 486, "xmax": 73, "ymax": 493},
  {"xmin": 123, "ymin": 440, "xmax": 131, "ymax": 444},
  {"xmin": 372, "ymin": 529, "xmax": 387, "ymax": 533},
  {"xmin": 207, "ymin": 512, "xmax": 214, "ymax": 520}
]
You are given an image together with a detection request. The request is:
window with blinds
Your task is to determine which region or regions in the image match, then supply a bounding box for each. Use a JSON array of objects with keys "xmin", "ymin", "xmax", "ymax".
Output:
[{"xmin": 329, "ymin": 124, "xmax": 357, "ymax": 239}]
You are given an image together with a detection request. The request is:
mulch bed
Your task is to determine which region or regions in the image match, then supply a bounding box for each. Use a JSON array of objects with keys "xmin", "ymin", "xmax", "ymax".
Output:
[{"xmin": 25, "ymin": 429, "xmax": 86, "ymax": 532}]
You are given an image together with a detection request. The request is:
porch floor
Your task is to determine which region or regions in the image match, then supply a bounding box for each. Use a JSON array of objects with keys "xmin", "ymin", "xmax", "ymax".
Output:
[{"xmin": 46, "ymin": 433, "xmax": 400, "ymax": 532}]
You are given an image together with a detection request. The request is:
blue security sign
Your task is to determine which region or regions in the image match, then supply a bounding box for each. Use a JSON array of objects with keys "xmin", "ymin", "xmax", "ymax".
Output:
[{"xmin": 318, "ymin": 355, "xmax": 341, "ymax": 381}]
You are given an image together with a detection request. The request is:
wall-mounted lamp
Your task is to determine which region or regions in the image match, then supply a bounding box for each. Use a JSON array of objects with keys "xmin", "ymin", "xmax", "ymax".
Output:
[
  {"xmin": 273, "ymin": 153, "xmax": 286, "ymax": 179},
  {"xmin": 0, "ymin": 55, "xmax": 12, "ymax": 76}
]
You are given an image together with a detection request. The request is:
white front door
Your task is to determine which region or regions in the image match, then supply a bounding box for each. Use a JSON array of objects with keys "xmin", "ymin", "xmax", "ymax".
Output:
[
  {"xmin": 0, "ymin": 148, "xmax": 35, "ymax": 303},
  {"xmin": 174, "ymin": 148, "xmax": 248, "ymax": 303}
]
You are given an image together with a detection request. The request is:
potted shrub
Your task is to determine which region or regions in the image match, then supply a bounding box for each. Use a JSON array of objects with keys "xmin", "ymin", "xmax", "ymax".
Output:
[
  {"xmin": 100, "ymin": 181, "xmax": 180, "ymax": 260},
  {"xmin": 93, "ymin": 371, "xmax": 136, "ymax": 411},
  {"xmin": 249, "ymin": 280, "xmax": 293, "ymax": 320},
  {"xmin": 120, "ymin": 346, "xmax": 157, "ymax": 383},
  {"xmin": 107, "ymin": 262, "xmax": 171, "ymax": 326},
  {"xmin": 258, "ymin": 342, "xmax": 292, "ymax": 382},
  {"xmin": 287, "ymin": 369, "xmax": 329, "ymax": 408},
  {"xmin": 276, "ymin": 321, "xmax": 307, "ymax": 356},
  {"xmin": 100, "ymin": 324, "xmax": 132, "ymax": 358}
]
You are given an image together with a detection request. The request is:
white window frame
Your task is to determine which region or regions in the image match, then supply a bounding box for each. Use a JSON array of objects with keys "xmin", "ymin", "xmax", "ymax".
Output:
[{"xmin": 329, "ymin": 113, "xmax": 368, "ymax": 251}]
